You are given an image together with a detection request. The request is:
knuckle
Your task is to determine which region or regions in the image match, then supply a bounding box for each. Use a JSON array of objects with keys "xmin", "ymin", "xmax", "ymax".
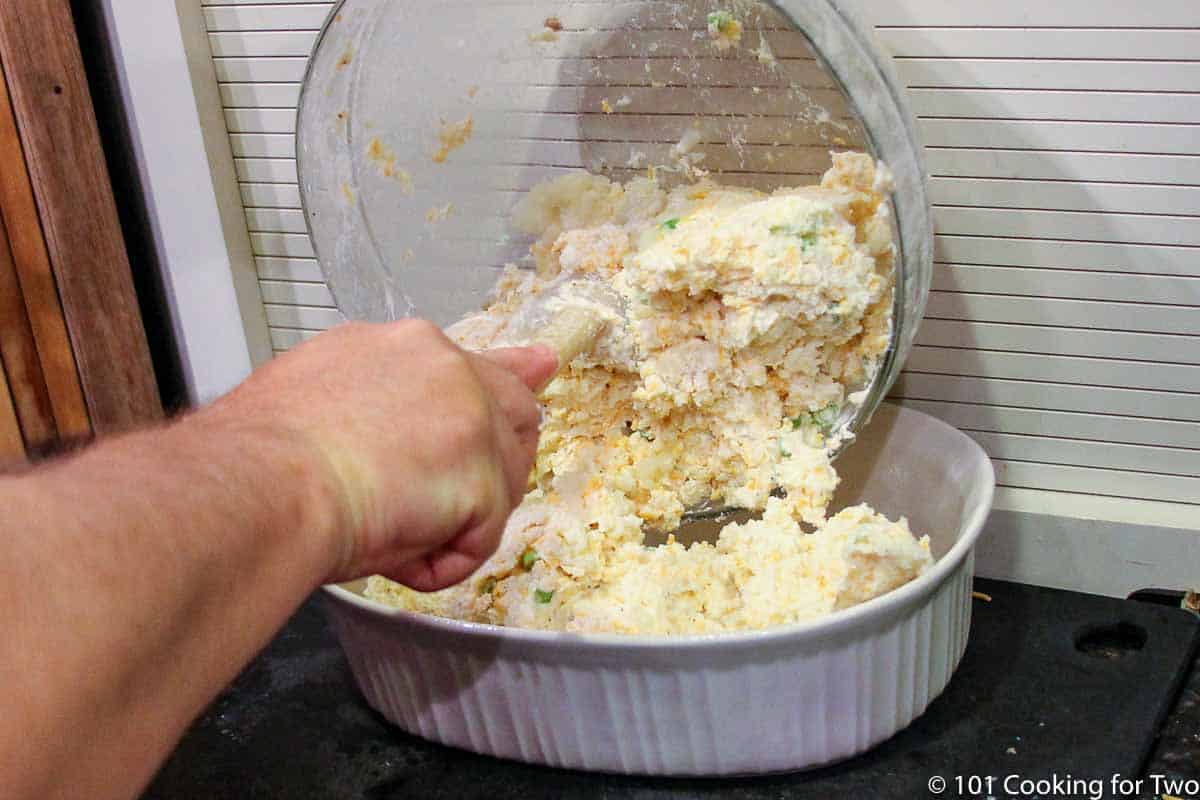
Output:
[{"xmin": 398, "ymin": 318, "xmax": 445, "ymax": 343}]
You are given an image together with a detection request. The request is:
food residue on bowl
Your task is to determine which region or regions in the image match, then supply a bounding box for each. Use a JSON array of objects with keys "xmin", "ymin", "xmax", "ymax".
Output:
[
  {"xmin": 367, "ymin": 153, "xmax": 933, "ymax": 636},
  {"xmin": 672, "ymin": 126, "xmax": 703, "ymax": 158},
  {"xmin": 530, "ymin": 16, "xmax": 563, "ymax": 42},
  {"xmin": 393, "ymin": 167, "xmax": 414, "ymax": 195},
  {"xmin": 425, "ymin": 202, "xmax": 454, "ymax": 223},
  {"xmin": 707, "ymin": 10, "xmax": 743, "ymax": 52},
  {"xmin": 432, "ymin": 116, "xmax": 474, "ymax": 163},
  {"xmin": 366, "ymin": 136, "xmax": 391, "ymax": 164},
  {"xmin": 365, "ymin": 137, "xmax": 414, "ymax": 194},
  {"xmin": 754, "ymin": 33, "xmax": 777, "ymax": 67},
  {"xmin": 669, "ymin": 127, "xmax": 708, "ymax": 178}
]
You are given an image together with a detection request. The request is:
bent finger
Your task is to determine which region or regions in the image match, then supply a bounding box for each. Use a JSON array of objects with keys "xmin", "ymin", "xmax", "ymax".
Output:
[
  {"xmin": 492, "ymin": 414, "xmax": 537, "ymax": 507},
  {"xmin": 471, "ymin": 357, "xmax": 543, "ymax": 437},
  {"xmin": 479, "ymin": 345, "xmax": 559, "ymax": 393},
  {"xmin": 390, "ymin": 494, "xmax": 510, "ymax": 592},
  {"xmin": 388, "ymin": 548, "xmax": 485, "ymax": 593}
]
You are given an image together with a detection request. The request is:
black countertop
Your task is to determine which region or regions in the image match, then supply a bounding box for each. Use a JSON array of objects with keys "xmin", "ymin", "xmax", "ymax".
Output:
[{"xmin": 145, "ymin": 579, "xmax": 1199, "ymax": 799}]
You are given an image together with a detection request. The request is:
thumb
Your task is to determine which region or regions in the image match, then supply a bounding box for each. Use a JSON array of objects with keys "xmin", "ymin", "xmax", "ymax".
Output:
[{"xmin": 481, "ymin": 344, "xmax": 560, "ymax": 392}]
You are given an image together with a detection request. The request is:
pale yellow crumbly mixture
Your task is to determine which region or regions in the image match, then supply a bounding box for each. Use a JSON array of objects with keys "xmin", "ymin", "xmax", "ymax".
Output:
[{"xmin": 366, "ymin": 153, "xmax": 933, "ymax": 635}]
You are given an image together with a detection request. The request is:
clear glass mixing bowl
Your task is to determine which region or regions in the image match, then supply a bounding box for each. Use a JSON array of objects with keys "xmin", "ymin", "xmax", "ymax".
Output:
[{"xmin": 297, "ymin": 0, "xmax": 932, "ymax": 441}]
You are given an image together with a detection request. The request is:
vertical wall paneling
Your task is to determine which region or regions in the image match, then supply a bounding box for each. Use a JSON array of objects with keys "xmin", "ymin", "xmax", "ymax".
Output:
[
  {"xmin": 178, "ymin": 2, "xmax": 277, "ymax": 375},
  {"xmin": 196, "ymin": 0, "xmax": 1200, "ymax": 536}
]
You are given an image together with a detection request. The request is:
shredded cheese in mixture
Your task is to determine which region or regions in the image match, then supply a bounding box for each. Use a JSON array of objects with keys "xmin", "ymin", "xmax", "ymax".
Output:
[{"xmin": 366, "ymin": 153, "xmax": 933, "ymax": 635}]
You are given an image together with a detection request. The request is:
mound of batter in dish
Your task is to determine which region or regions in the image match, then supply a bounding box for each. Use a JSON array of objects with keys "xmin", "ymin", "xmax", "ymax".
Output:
[{"xmin": 366, "ymin": 153, "xmax": 933, "ymax": 635}]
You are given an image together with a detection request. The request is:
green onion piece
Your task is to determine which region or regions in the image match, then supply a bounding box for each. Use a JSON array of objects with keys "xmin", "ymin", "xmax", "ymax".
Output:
[
  {"xmin": 813, "ymin": 404, "xmax": 841, "ymax": 429},
  {"xmin": 790, "ymin": 403, "xmax": 841, "ymax": 436},
  {"xmin": 534, "ymin": 589, "xmax": 554, "ymax": 604},
  {"xmin": 521, "ymin": 548, "xmax": 541, "ymax": 570},
  {"xmin": 707, "ymin": 10, "xmax": 734, "ymax": 32},
  {"xmin": 479, "ymin": 576, "xmax": 497, "ymax": 595},
  {"xmin": 769, "ymin": 224, "xmax": 818, "ymax": 249},
  {"xmin": 661, "ymin": 217, "xmax": 680, "ymax": 230}
]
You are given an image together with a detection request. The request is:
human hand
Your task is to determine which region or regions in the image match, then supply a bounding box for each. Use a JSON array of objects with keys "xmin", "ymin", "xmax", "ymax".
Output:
[{"xmin": 207, "ymin": 320, "xmax": 558, "ymax": 592}]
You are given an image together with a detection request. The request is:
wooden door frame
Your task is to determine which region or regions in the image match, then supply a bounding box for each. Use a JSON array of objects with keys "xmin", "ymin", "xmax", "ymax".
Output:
[
  {"xmin": 0, "ymin": 0, "xmax": 161, "ymax": 435},
  {"xmin": 0, "ymin": 65, "xmax": 89, "ymax": 452}
]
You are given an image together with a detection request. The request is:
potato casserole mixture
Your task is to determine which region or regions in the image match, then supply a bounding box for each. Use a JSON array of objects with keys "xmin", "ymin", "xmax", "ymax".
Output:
[{"xmin": 366, "ymin": 153, "xmax": 934, "ymax": 635}]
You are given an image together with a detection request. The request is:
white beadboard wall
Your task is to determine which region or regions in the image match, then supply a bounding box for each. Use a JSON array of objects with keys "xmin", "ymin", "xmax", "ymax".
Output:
[{"xmin": 197, "ymin": 0, "xmax": 1200, "ymax": 535}]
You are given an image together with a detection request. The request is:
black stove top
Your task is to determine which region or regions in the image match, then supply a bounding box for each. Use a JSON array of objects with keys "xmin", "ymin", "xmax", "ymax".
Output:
[{"xmin": 144, "ymin": 578, "xmax": 1199, "ymax": 800}]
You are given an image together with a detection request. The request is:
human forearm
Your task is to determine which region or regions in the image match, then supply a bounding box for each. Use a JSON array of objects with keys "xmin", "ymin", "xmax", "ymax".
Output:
[
  {"xmin": 0, "ymin": 321, "xmax": 555, "ymax": 800},
  {"xmin": 0, "ymin": 408, "xmax": 342, "ymax": 800}
]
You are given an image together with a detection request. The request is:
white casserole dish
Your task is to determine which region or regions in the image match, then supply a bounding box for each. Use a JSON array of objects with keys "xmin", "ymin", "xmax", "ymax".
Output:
[{"xmin": 321, "ymin": 404, "xmax": 995, "ymax": 776}]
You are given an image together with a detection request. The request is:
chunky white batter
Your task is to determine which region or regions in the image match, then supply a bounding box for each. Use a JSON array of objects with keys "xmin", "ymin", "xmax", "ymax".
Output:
[{"xmin": 366, "ymin": 153, "xmax": 932, "ymax": 635}]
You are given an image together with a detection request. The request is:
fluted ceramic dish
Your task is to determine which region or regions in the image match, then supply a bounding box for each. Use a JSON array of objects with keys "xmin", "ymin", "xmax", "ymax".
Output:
[{"xmin": 320, "ymin": 404, "xmax": 995, "ymax": 776}]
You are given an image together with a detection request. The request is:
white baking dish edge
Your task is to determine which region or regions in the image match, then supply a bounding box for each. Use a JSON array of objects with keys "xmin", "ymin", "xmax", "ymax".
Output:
[{"xmin": 320, "ymin": 413, "xmax": 995, "ymax": 776}]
